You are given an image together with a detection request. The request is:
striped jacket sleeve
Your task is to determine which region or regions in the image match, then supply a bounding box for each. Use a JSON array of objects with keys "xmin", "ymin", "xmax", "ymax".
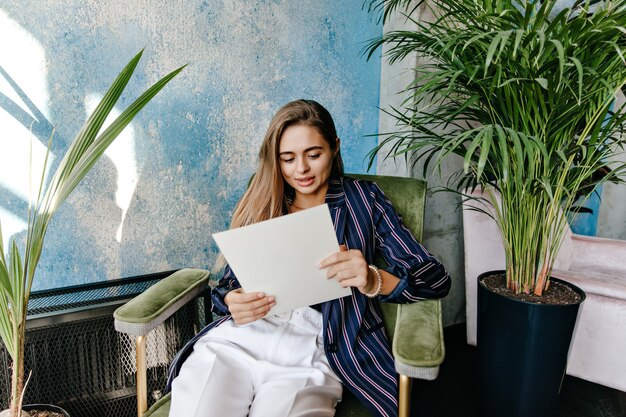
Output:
[
  {"xmin": 370, "ymin": 182, "xmax": 451, "ymax": 303},
  {"xmin": 211, "ymin": 265, "xmax": 240, "ymax": 315}
]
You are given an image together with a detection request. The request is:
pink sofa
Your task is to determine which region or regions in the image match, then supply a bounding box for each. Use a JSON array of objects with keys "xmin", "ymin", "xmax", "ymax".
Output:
[{"xmin": 463, "ymin": 194, "xmax": 626, "ymax": 392}]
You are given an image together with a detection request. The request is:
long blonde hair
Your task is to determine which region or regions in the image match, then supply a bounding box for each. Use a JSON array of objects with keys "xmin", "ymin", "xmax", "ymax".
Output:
[{"xmin": 231, "ymin": 99, "xmax": 344, "ymax": 229}]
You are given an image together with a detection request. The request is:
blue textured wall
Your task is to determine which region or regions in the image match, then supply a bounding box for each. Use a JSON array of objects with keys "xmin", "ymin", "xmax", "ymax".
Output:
[{"xmin": 0, "ymin": 1, "xmax": 381, "ymax": 290}]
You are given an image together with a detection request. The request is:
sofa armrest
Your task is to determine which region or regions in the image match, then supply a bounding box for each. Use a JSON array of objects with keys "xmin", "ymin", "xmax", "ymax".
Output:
[
  {"xmin": 392, "ymin": 299, "xmax": 444, "ymax": 380},
  {"xmin": 114, "ymin": 268, "xmax": 210, "ymax": 337}
]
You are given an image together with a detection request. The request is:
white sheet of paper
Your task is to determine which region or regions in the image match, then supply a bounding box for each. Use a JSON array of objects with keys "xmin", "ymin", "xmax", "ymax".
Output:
[{"xmin": 212, "ymin": 204, "xmax": 351, "ymax": 314}]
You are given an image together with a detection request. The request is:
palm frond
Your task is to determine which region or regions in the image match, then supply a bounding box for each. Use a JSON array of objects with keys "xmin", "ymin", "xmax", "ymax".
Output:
[
  {"xmin": 367, "ymin": 0, "xmax": 626, "ymax": 294},
  {"xmin": 0, "ymin": 50, "xmax": 183, "ymax": 415}
]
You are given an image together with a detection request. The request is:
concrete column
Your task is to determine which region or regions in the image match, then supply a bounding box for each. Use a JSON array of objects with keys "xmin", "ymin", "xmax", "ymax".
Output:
[{"xmin": 377, "ymin": 2, "xmax": 466, "ymax": 326}]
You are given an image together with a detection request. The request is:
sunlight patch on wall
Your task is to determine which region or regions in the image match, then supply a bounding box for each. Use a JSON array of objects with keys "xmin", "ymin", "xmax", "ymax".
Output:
[
  {"xmin": 0, "ymin": 8, "xmax": 53, "ymax": 248},
  {"xmin": 0, "ymin": 9, "xmax": 50, "ymax": 122},
  {"xmin": 85, "ymin": 94, "xmax": 138, "ymax": 242},
  {"xmin": 0, "ymin": 208, "xmax": 26, "ymax": 250}
]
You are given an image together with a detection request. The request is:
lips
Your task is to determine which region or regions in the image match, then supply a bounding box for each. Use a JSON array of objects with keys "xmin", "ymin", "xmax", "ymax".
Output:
[{"xmin": 296, "ymin": 177, "xmax": 314, "ymax": 187}]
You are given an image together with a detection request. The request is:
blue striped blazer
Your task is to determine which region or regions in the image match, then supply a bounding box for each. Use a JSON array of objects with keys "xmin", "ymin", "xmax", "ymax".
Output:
[{"xmin": 166, "ymin": 176, "xmax": 451, "ymax": 417}]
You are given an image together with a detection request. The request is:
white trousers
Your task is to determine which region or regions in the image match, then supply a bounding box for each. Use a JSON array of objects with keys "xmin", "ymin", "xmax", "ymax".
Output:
[{"xmin": 168, "ymin": 307, "xmax": 343, "ymax": 417}]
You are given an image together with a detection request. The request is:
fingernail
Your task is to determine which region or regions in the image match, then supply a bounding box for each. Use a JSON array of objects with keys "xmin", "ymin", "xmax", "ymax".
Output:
[
  {"xmin": 258, "ymin": 292, "xmax": 265, "ymax": 298},
  {"xmin": 268, "ymin": 296, "xmax": 275, "ymax": 302}
]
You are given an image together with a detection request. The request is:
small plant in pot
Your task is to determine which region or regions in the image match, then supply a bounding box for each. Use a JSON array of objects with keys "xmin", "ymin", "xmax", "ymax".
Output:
[
  {"xmin": 0, "ymin": 51, "xmax": 184, "ymax": 417},
  {"xmin": 366, "ymin": 0, "xmax": 626, "ymax": 415}
]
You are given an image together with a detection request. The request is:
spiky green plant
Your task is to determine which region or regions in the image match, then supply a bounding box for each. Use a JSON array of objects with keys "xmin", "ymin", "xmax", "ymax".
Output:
[
  {"xmin": 0, "ymin": 50, "xmax": 184, "ymax": 417},
  {"xmin": 366, "ymin": 0, "xmax": 626, "ymax": 295}
]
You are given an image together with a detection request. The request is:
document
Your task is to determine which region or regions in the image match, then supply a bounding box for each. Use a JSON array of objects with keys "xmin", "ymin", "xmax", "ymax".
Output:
[{"xmin": 212, "ymin": 204, "xmax": 351, "ymax": 314}]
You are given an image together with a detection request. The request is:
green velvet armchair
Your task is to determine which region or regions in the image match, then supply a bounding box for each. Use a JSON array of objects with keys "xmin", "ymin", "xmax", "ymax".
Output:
[{"xmin": 114, "ymin": 174, "xmax": 445, "ymax": 417}]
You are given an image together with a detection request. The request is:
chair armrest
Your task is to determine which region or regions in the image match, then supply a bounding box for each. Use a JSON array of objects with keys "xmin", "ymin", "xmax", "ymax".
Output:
[
  {"xmin": 114, "ymin": 268, "xmax": 210, "ymax": 337},
  {"xmin": 392, "ymin": 299, "xmax": 444, "ymax": 380},
  {"xmin": 143, "ymin": 393, "xmax": 171, "ymax": 417}
]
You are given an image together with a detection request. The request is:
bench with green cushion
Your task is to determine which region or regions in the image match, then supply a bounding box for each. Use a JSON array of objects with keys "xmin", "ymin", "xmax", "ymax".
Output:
[{"xmin": 114, "ymin": 174, "xmax": 445, "ymax": 417}]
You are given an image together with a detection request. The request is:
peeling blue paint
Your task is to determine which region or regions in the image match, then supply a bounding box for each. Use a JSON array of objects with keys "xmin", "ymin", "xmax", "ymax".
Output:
[{"xmin": 0, "ymin": 1, "xmax": 382, "ymax": 289}]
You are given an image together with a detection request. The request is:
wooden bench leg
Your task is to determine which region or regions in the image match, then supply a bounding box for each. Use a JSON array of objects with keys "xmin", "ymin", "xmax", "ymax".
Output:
[
  {"xmin": 399, "ymin": 374, "xmax": 411, "ymax": 417},
  {"xmin": 136, "ymin": 335, "xmax": 148, "ymax": 417}
]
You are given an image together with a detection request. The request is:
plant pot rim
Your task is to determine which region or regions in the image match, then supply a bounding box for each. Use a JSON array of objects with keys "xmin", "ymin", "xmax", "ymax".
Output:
[
  {"xmin": 478, "ymin": 269, "xmax": 586, "ymax": 306},
  {"xmin": 22, "ymin": 404, "xmax": 70, "ymax": 417}
]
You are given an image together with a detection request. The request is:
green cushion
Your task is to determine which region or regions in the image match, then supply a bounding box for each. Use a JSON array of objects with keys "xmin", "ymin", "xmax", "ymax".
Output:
[
  {"xmin": 144, "ymin": 393, "xmax": 170, "ymax": 417},
  {"xmin": 114, "ymin": 268, "xmax": 209, "ymax": 324},
  {"xmin": 393, "ymin": 299, "xmax": 444, "ymax": 366}
]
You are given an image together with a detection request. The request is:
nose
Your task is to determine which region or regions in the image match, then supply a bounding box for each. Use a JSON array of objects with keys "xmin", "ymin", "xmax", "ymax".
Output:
[{"xmin": 296, "ymin": 156, "xmax": 310, "ymax": 174}]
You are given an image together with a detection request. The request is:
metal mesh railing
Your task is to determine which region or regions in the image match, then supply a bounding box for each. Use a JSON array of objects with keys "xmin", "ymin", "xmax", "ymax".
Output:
[{"xmin": 0, "ymin": 272, "xmax": 210, "ymax": 417}]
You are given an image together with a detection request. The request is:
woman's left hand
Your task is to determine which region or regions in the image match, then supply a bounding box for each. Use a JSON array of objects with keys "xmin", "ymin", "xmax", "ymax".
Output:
[{"xmin": 319, "ymin": 245, "xmax": 376, "ymax": 295}]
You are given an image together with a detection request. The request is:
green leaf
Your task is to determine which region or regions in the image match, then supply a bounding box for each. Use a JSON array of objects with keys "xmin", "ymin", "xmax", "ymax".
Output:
[
  {"xmin": 8, "ymin": 241, "xmax": 24, "ymax": 323},
  {"xmin": 570, "ymin": 57, "xmax": 584, "ymax": 104},
  {"xmin": 364, "ymin": 0, "xmax": 626, "ymax": 294},
  {"xmin": 476, "ymin": 126, "xmax": 493, "ymax": 180},
  {"xmin": 512, "ymin": 29, "xmax": 525, "ymax": 59},
  {"xmin": 550, "ymin": 39, "xmax": 565, "ymax": 85},
  {"xmin": 0, "ymin": 293, "xmax": 15, "ymax": 359},
  {"xmin": 495, "ymin": 125, "xmax": 510, "ymax": 183},
  {"xmin": 67, "ymin": 64, "xmax": 186, "ymax": 196},
  {"xmin": 0, "ymin": 230, "xmax": 11, "ymax": 297},
  {"xmin": 485, "ymin": 33, "xmax": 501, "ymax": 74},
  {"xmin": 41, "ymin": 50, "xmax": 145, "ymax": 215},
  {"xmin": 0, "ymin": 48, "xmax": 185, "ymax": 407},
  {"xmin": 535, "ymin": 78, "xmax": 548, "ymax": 89}
]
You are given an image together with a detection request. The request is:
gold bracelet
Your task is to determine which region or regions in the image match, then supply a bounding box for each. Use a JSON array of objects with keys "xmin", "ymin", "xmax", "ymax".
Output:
[{"xmin": 365, "ymin": 265, "xmax": 383, "ymax": 298}]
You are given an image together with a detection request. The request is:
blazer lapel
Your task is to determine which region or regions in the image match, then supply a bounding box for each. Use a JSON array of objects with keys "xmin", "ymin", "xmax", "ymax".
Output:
[{"xmin": 325, "ymin": 176, "xmax": 347, "ymax": 245}]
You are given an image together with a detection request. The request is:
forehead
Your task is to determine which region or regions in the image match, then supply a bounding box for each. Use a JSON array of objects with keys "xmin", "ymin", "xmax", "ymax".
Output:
[{"xmin": 279, "ymin": 124, "xmax": 329, "ymax": 152}]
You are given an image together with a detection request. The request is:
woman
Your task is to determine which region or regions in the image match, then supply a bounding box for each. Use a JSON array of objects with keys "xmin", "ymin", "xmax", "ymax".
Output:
[{"xmin": 167, "ymin": 99, "xmax": 450, "ymax": 417}]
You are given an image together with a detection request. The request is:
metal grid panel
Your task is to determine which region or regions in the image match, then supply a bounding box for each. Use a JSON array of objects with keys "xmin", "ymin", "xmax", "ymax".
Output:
[{"xmin": 0, "ymin": 275, "xmax": 209, "ymax": 417}]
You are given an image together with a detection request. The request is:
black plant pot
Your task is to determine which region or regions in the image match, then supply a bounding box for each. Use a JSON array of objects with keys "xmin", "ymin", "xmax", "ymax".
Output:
[
  {"xmin": 477, "ymin": 271, "xmax": 585, "ymax": 417},
  {"xmin": 22, "ymin": 404, "xmax": 70, "ymax": 416}
]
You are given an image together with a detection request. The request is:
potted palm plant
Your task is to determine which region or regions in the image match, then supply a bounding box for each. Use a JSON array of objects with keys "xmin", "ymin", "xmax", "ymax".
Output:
[
  {"xmin": 366, "ymin": 0, "xmax": 626, "ymax": 415},
  {"xmin": 0, "ymin": 50, "xmax": 184, "ymax": 417}
]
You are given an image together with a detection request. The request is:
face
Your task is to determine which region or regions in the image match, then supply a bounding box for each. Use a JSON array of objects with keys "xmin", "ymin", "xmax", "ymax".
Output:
[{"xmin": 278, "ymin": 124, "xmax": 337, "ymax": 207}]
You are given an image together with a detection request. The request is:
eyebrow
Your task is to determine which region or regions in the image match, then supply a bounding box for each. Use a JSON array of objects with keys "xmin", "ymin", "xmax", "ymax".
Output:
[{"xmin": 279, "ymin": 146, "xmax": 325, "ymax": 156}]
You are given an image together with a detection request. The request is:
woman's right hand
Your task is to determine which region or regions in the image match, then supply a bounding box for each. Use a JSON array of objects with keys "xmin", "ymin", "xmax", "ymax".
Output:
[{"xmin": 224, "ymin": 289, "xmax": 276, "ymax": 325}]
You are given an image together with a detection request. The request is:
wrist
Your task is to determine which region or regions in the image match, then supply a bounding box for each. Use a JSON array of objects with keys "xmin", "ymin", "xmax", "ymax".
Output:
[
  {"xmin": 365, "ymin": 265, "xmax": 383, "ymax": 298},
  {"xmin": 224, "ymin": 288, "xmax": 241, "ymax": 306}
]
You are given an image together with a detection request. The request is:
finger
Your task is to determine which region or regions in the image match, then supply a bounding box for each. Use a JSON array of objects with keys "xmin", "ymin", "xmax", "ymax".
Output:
[
  {"xmin": 234, "ymin": 302, "xmax": 275, "ymax": 324},
  {"xmin": 336, "ymin": 277, "xmax": 360, "ymax": 288},
  {"xmin": 333, "ymin": 272, "xmax": 369, "ymax": 289},
  {"xmin": 229, "ymin": 296, "xmax": 275, "ymax": 313},
  {"xmin": 325, "ymin": 257, "xmax": 364, "ymax": 278},
  {"xmin": 319, "ymin": 251, "xmax": 351, "ymax": 268},
  {"xmin": 236, "ymin": 300, "xmax": 276, "ymax": 318},
  {"xmin": 325, "ymin": 263, "xmax": 348, "ymax": 279},
  {"xmin": 229, "ymin": 291, "xmax": 267, "ymax": 305},
  {"xmin": 334, "ymin": 270, "xmax": 360, "ymax": 282},
  {"xmin": 238, "ymin": 291, "xmax": 268, "ymax": 302}
]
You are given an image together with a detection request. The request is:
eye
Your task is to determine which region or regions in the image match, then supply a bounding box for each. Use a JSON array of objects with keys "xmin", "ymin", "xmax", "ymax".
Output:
[
  {"xmin": 280, "ymin": 157, "xmax": 294, "ymax": 163},
  {"xmin": 308, "ymin": 153, "xmax": 321, "ymax": 160}
]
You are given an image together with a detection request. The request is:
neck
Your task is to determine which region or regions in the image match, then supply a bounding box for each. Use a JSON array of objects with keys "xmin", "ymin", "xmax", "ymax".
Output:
[
  {"xmin": 291, "ymin": 182, "xmax": 329, "ymax": 211},
  {"xmin": 291, "ymin": 195, "xmax": 325, "ymax": 212}
]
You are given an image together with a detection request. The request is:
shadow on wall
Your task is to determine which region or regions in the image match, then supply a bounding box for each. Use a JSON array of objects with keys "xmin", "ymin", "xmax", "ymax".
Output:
[
  {"xmin": 0, "ymin": 12, "xmax": 172, "ymax": 291},
  {"xmin": 0, "ymin": 62, "xmax": 128, "ymax": 286},
  {"xmin": 0, "ymin": 7, "xmax": 213, "ymax": 289},
  {"xmin": 0, "ymin": 1, "xmax": 383, "ymax": 289}
]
